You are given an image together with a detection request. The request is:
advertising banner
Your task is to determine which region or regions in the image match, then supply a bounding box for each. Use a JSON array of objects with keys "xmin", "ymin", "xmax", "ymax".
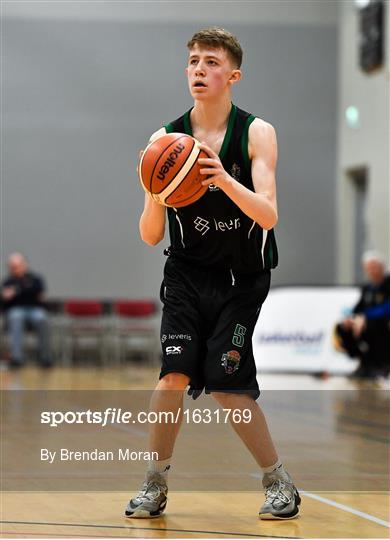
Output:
[{"xmin": 254, "ymin": 286, "xmax": 360, "ymax": 373}]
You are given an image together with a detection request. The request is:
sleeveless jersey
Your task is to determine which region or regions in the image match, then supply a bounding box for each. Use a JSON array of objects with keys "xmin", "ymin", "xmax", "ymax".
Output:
[{"xmin": 164, "ymin": 104, "xmax": 278, "ymax": 275}]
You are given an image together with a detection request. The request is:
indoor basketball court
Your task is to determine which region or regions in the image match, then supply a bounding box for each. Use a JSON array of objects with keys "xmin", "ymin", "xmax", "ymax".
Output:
[
  {"xmin": 1, "ymin": 1, "xmax": 389, "ymax": 539},
  {"xmin": 1, "ymin": 366, "xmax": 389, "ymax": 539}
]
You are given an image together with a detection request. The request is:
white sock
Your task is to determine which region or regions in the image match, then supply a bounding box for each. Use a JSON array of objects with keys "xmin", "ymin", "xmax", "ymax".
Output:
[
  {"xmin": 262, "ymin": 461, "xmax": 291, "ymax": 482},
  {"xmin": 262, "ymin": 459, "xmax": 282, "ymax": 474},
  {"xmin": 148, "ymin": 457, "xmax": 171, "ymax": 479}
]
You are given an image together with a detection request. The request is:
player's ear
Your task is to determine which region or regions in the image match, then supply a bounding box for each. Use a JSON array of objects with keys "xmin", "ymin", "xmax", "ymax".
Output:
[
  {"xmin": 229, "ymin": 69, "xmax": 241, "ymax": 85},
  {"xmin": 185, "ymin": 67, "xmax": 189, "ymax": 75}
]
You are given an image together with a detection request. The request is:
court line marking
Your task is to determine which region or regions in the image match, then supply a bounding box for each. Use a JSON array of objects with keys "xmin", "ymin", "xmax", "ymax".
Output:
[
  {"xmin": 1, "ymin": 533, "xmax": 150, "ymax": 539},
  {"xmin": 302, "ymin": 491, "xmax": 390, "ymax": 528},
  {"xmin": 0, "ymin": 521, "xmax": 301, "ymax": 539}
]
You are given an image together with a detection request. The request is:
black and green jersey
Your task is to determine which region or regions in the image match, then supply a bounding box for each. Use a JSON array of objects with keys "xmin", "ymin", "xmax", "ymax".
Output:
[{"xmin": 163, "ymin": 104, "xmax": 278, "ymax": 274}]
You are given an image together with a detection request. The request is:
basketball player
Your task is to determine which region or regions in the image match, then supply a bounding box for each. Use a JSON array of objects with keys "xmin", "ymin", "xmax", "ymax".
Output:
[{"xmin": 125, "ymin": 27, "xmax": 301, "ymax": 520}]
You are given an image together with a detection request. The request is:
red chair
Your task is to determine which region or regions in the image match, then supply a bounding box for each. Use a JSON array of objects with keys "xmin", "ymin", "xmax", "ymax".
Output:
[
  {"xmin": 111, "ymin": 300, "xmax": 159, "ymax": 364},
  {"xmin": 63, "ymin": 300, "xmax": 108, "ymax": 364},
  {"xmin": 65, "ymin": 300, "xmax": 103, "ymax": 317}
]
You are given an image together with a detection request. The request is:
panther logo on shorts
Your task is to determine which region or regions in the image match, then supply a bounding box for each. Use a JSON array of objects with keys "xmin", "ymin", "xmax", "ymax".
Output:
[{"xmin": 221, "ymin": 350, "xmax": 241, "ymax": 374}]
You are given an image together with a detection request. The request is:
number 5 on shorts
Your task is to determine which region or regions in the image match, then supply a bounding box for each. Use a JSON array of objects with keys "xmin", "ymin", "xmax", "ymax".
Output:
[{"xmin": 232, "ymin": 324, "xmax": 246, "ymax": 347}]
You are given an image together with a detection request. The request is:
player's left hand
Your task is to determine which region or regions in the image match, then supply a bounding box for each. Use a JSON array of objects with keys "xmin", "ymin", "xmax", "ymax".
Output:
[{"xmin": 198, "ymin": 143, "xmax": 233, "ymax": 189}]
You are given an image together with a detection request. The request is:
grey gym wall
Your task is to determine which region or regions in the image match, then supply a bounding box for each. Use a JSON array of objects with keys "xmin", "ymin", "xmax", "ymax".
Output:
[
  {"xmin": 3, "ymin": 2, "xmax": 338, "ymax": 297},
  {"xmin": 337, "ymin": 1, "xmax": 390, "ymax": 282}
]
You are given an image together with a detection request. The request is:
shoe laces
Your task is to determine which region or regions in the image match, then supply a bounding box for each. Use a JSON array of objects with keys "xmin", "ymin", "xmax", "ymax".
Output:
[
  {"xmin": 136, "ymin": 480, "xmax": 165, "ymax": 503},
  {"xmin": 264, "ymin": 479, "xmax": 292, "ymax": 505},
  {"xmin": 136, "ymin": 481, "xmax": 148, "ymax": 499}
]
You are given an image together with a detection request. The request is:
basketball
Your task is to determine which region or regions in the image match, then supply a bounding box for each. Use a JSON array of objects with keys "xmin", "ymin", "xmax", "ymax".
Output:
[{"xmin": 138, "ymin": 133, "xmax": 208, "ymax": 207}]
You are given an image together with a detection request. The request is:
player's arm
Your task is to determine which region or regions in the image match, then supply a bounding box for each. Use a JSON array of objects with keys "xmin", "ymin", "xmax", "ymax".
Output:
[
  {"xmin": 198, "ymin": 119, "xmax": 278, "ymax": 230},
  {"xmin": 139, "ymin": 128, "xmax": 167, "ymax": 246}
]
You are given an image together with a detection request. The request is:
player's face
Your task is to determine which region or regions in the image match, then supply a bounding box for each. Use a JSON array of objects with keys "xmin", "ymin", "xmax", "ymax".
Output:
[{"xmin": 186, "ymin": 44, "xmax": 240, "ymax": 100}]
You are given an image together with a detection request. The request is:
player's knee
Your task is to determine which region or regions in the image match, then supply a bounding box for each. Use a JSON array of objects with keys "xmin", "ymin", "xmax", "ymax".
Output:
[{"xmin": 159, "ymin": 372, "xmax": 190, "ymax": 391}]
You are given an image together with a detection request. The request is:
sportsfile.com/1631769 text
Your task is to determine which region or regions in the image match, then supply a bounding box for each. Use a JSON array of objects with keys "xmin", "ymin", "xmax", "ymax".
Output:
[{"xmin": 40, "ymin": 408, "xmax": 252, "ymax": 427}]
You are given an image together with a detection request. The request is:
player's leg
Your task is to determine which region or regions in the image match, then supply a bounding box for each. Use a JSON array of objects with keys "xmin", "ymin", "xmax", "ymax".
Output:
[
  {"xmin": 148, "ymin": 372, "xmax": 189, "ymax": 460},
  {"xmin": 212, "ymin": 391, "xmax": 300, "ymax": 519},
  {"xmin": 125, "ymin": 259, "xmax": 203, "ymax": 518},
  {"xmin": 204, "ymin": 270, "xmax": 300, "ymax": 520},
  {"xmin": 212, "ymin": 391, "xmax": 278, "ymax": 468},
  {"xmin": 125, "ymin": 372, "xmax": 189, "ymax": 519}
]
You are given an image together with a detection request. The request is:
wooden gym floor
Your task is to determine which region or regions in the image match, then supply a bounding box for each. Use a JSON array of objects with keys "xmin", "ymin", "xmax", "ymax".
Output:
[{"xmin": 1, "ymin": 364, "xmax": 389, "ymax": 539}]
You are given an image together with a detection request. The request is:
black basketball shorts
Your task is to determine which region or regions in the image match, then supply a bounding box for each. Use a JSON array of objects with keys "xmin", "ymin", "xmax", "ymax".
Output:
[{"xmin": 159, "ymin": 257, "xmax": 271, "ymax": 400}]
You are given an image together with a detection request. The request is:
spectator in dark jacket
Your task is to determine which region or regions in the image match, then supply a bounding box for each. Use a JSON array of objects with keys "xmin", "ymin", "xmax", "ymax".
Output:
[
  {"xmin": 335, "ymin": 251, "xmax": 390, "ymax": 379},
  {"xmin": 1, "ymin": 252, "xmax": 52, "ymax": 368}
]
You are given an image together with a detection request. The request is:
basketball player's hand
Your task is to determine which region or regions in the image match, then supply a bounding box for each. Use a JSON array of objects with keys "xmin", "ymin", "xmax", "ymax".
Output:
[
  {"xmin": 137, "ymin": 149, "xmax": 152, "ymax": 202},
  {"xmin": 198, "ymin": 143, "xmax": 233, "ymax": 189},
  {"xmin": 137, "ymin": 149, "xmax": 160, "ymax": 204}
]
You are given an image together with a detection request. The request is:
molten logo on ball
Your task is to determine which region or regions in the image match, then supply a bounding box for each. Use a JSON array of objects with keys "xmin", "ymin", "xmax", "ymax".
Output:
[
  {"xmin": 139, "ymin": 133, "xmax": 208, "ymax": 207},
  {"xmin": 157, "ymin": 143, "xmax": 185, "ymax": 181}
]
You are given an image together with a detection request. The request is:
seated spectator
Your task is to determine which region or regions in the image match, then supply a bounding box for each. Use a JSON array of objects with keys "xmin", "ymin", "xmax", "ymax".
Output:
[
  {"xmin": 334, "ymin": 251, "xmax": 390, "ymax": 379},
  {"xmin": 1, "ymin": 252, "xmax": 52, "ymax": 368}
]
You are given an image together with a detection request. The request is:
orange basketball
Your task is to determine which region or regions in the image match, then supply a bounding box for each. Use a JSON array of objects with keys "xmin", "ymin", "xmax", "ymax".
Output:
[{"xmin": 138, "ymin": 133, "xmax": 208, "ymax": 208}]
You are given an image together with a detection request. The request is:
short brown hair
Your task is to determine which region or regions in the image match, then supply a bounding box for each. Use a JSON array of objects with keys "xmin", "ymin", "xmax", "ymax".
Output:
[{"xmin": 187, "ymin": 27, "xmax": 243, "ymax": 68}]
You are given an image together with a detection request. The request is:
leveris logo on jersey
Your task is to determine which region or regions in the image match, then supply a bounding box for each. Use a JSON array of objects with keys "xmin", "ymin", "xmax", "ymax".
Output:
[
  {"xmin": 193, "ymin": 216, "xmax": 241, "ymax": 235},
  {"xmin": 161, "ymin": 333, "xmax": 192, "ymax": 343}
]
